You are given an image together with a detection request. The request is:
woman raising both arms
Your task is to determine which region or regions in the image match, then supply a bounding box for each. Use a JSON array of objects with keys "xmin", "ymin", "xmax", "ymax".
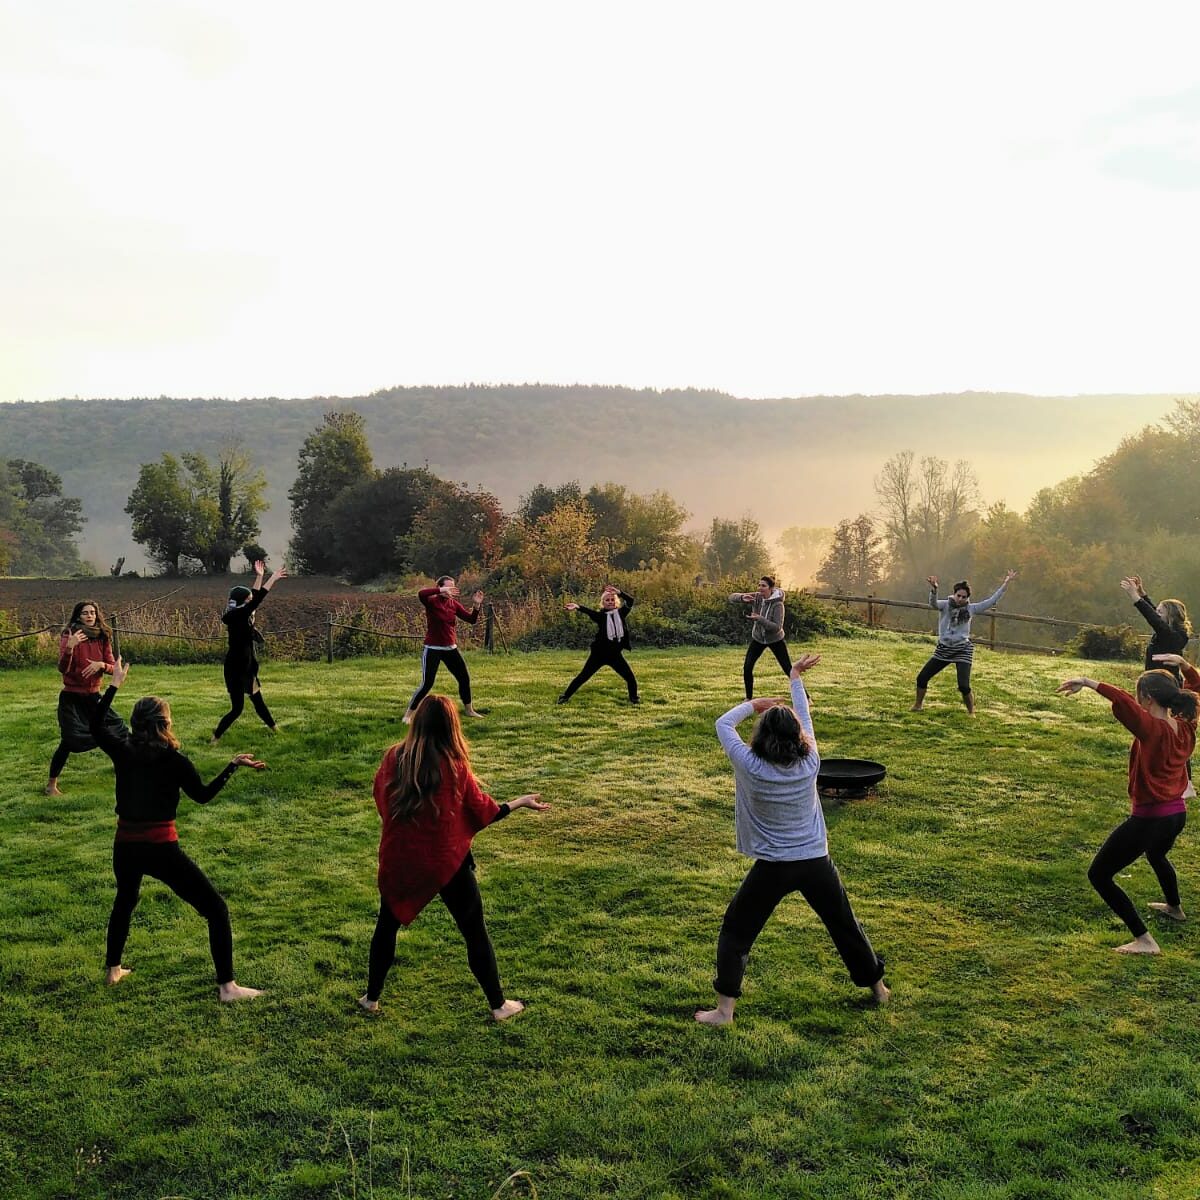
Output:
[
  {"xmin": 1057, "ymin": 652, "xmax": 1197, "ymax": 954},
  {"xmin": 90, "ymin": 658, "xmax": 267, "ymax": 1000}
]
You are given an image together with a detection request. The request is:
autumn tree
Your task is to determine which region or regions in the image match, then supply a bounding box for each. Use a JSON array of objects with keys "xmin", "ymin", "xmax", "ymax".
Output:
[
  {"xmin": 519, "ymin": 499, "xmax": 611, "ymax": 593},
  {"xmin": 815, "ymin": 515, "xmax": 883, "ymax": 593},
  {"xmin": 702, "ymin": 516, "xmax": 772, "ymax": 581},
  {"xmin": 401, "ymin": 482, "xmax": 505, "ymax": 578}
]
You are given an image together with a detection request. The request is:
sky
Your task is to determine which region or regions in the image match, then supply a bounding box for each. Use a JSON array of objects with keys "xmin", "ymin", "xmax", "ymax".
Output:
[{"xmin": 3, "ymin": 1, "xmax": 1200, "ymax": 403}]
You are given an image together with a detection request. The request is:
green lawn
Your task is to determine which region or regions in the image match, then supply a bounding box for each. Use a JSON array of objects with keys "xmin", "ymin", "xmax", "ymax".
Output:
[{"xmin": 2, "ymin": 638, "xmax": 1198, "ymax": 1200}]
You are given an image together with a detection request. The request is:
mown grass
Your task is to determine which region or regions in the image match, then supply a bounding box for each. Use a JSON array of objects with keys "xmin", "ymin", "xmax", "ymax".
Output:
[{"xmin": 2, "ymin": 637, "xmax": 1198, "ymax": 1200}]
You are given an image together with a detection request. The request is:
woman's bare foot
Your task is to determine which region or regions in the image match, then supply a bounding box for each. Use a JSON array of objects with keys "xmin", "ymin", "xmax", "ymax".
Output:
[
  {"xmin": 695, "ymin": 995, "xmax": 736, "ymax": 1026},
  {"xmin": 105, "ymin": 966, "xmax": 132, "ymax": 986},
  {"xmin": 464, "ymin": 707, "xmax": 484, "ymax": 719},
  {"xmin": 218, "ymin": 981, "xmax": 264, "ymax": 1002},
  {"xmin": 1148, "ymin": 902, "xmax": 1186, "ymax": 922},
  {"xmin": 1115, "ymin": 934, "xmax": 1160, "ymax": 955},
  {"xmin": 492, "ymin": 999, "xmax": 524, "ymax": 1021},
  {"xmin": 357, "ymin": 994, "xmax": 380, "ymax": 1014},
  {"xmin": 44, "ymin": 781, "xmax": 63, "ymax": 797},
  {"xmin": 909, "ymin": 704, "xmax": 923, "ymax": 713},
  {"xmin": 401, "ymin": 710, "xmax": 414, "ymax": 725},
  {"xmin": 871, "ymin": 980, "xmax": 891, "ymax": 1004},
  {"xmin": 209, "ymin": 734, "xmax": 221, "ymax": 746}
]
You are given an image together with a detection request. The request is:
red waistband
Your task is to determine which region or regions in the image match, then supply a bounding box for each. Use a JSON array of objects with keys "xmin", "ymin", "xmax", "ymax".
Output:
[{"xmin": 115, "ymin": 819, "xmax": 178, "ymax": 844}]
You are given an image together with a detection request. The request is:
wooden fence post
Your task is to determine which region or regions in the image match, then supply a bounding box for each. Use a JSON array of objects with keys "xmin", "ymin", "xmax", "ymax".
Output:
[
  {"xmin": 326, "ymin": 613, "xmax": 334, "ymax": 664},
  {"xmin": 111, "ymin": 616, "xmax": 120, "ymax": 659},
  {"xmin": 485, "ymin": 603, "xmax": 495, "ymax": 653},
  {"xmin": 866, "ymin": 595, "xmax": 875, "ymax": 628}
]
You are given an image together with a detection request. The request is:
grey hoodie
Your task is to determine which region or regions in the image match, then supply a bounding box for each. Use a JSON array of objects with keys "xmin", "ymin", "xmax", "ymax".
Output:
[{"xmin": 730, "ymin": 588, "xmax": 786, "ymax": 645}]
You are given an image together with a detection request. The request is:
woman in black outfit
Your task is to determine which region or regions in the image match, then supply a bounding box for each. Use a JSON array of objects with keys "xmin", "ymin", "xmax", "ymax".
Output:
[
  {"xmin": 90, "ymin": 657, "xmax": 266, "ymax": 1001},
  {"xmin": 213, "ymin": 559, "xmax": 286, "ymax": 743},
  {"xmin": 556, "ymin": 585, "xmax": 639, "ymax": 705},
  {"xmin": 1122, "ymin": 575, "xmax": 1192, "ymax": 678}
]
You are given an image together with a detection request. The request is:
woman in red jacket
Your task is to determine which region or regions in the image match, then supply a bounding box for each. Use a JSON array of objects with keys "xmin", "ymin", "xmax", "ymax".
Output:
[
  {"xmin": 1057, "ymin": 653, "xmax": 1197, "ymax": 954},
  {"xmin": 360, "ymin": 694, "xmax": 549, "ymax": 1019},
  {"xmin": 402, "ymin": 575, "xmax": 485, "ymax": 723},
  {"xmin": 46, "ymin": 599, "xmax": 127, "ymax": 796}
]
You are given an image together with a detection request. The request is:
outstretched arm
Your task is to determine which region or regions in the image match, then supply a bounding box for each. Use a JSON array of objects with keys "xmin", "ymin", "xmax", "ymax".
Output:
[
  {"xmin": 178, "ymin": 752, "xmax": 267, "ymax": 805},
  {"xmin": 1057, "ymin": 674, "xmax": 1155, "ymax": 739},
  {"xmin": 715, "ymin": 700, "xmax": 759, "ymax": 772},
  {"xmin": 970, "ymin": 570, "xmax": 1017, "ymax": 615}
]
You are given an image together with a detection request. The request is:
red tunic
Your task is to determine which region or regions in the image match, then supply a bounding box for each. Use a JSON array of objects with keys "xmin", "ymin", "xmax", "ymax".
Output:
[
  {"xmin": 373, "ymin": 745, "xmax": 501, "ymax": 925},
  {"xmin": 58, "ymin": 633, "xmax": 115, "ymax": 694},
  {"xmin": 1096, "ymin": 661, "xmax": 1200, "ymax": 818},
  {"xmin": 417, "ymin": 587, "xmax": 479, "ymax": 647}
]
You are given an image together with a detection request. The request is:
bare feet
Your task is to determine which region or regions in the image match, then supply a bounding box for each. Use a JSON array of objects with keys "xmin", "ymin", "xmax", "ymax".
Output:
[
  {"xmin": 492, "ymin": 999, "xmax": 525, "ymax": 1021},
  {"xmin": 218, "ymin": 981, "xmax": 264, "ymax": 1002},
  {"xmin": 909, "ymin": 704, "xmax": 923, "ymax": 712},
  {"xmin": 1114, "ymin": 934, "xmax": 1161, "ymax": 955},
  {"xmin": 1149, "ymin": 902, "xmax": 1186, "ymax": 922},
  {"xmin": 871, "ymin": 980, "xmax": 891, "ymax": 1004},
  {"xmin": 357, "ymin": 994, "xmax": 380, "ymax": 1014},
  {"xmin": 401, "ymin": 711, "xmax": 414, "ymax": 725},
  {"xmin": 105, "ymin": 966, "xmax": 132, "ymax": 986},
  {"xmin": 44, "ymin": 781, "xmax": 63, "ymax": 797},
  {"xmin": 695, "ymin": 995, "xmax": 736, "ymax": 1026},
  {"xmin": 464, "ymin": 707, "xmax": 484, "ymax": 719},
  {"xmin": 209, "ymin": 734, "xmax": 221, "ymax": 746}
]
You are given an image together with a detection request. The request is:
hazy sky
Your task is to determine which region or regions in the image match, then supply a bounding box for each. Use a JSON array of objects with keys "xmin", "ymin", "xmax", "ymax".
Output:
[{"xmin": 3, "ymin": 2, "xmax": 1200, "ymax": 402}]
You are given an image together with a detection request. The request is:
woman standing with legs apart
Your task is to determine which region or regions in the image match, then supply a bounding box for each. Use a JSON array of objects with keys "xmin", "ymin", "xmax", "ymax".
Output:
[
  {"xmin": 359, "ymin": 695, "xmax": 549, "ymax": 1019},
  {"xmin": 696, "ymin": 655, "xmax": 888, "ymax": 1026},
  {"xmin": 90, "ymin": 657, "xmax": 267, "ymax": 1000},
  {"xmin": 729, "ymin": 577, "xmax": 791, "ymax": 699},
  {"xmin": 1057, "ymin": 653, "xmax": 1196, "ymax": 953},
  {"xmin": 212, "ymin": 559, "xmax": 286, "ymax": 743},
  {"xmin": 557, "ymin": 584, "xmax": 639, "ymax": 705},
  {"xmin": 403, "ymin": 576, "xmax": 484, "ymax": 724},
  {"xmin": 46, "ymin": 599, "xmax": 127, "ymax": 796},
  {"xmin": 913, "ymin": 570, "xmax": 1017, "ymax": 715}
]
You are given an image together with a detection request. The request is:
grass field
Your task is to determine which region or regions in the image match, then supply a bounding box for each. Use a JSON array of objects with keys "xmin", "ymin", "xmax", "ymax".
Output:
[{"xmin": 3, "ymin": 636, "xmax": 1199, "ymax": 1200}]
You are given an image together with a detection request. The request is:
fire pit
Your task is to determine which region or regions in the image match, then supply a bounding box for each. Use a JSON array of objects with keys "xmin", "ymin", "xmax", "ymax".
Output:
[{"xmin": 817, "ymin": 758, "xmax": 886, "ymax": 800}]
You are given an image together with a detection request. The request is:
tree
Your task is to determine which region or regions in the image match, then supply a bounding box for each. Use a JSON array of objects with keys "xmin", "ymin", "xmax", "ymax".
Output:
[
  {"xmin": 583, "ymin": 482, "xmax": 691, "ymax": 569},
  {"xmin": 324, "ymin": 467, "xmax": 442, "ymax": 582},
  {"xmin": 125, "ymin": 455, "xmax": 194, "ymax": 575},
  {"xmin": 401, "ymin": 483, "xmax": 506, "ymax": 578},
  {"xmin": 1, "ymin": 459, "xmax": 86, "ymax": 576},
  {"xmin": 517, "ymin": 481, "xmax": 583, "ymax": 525},
  {"xmin": 875, "ymin": 450, "xmax": 980, "ymax": 584},
  {"xmin": 288, "ymin": 411, "xmax": 375, "ymax": 573},
  {"xmin": 777, "ymin": 526, "xmax": 833, "ymax": 587},
  {"xmin": 518, "ymin": 499, "xmax": 611, "ymax": 593},
  {"xmin": 702, "ymin": 516, "xmax": 772, "ymax": 581},
  {"xmin": 815, "ymin": 514, "xmax": 883, "ymax": 593}
]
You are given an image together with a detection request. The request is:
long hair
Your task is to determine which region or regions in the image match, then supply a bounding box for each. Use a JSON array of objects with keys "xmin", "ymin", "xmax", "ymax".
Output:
[
  {"xmin": 1136, "ymin": 669, "xmax": 1199, "ymax": 721},
  {"xmin": 129, "ymin": 696, "xmax": 181, "ymax": 753},
  {"xmin": 749, "ymin": 705, "xmax": 811, "ymax": 766},
  {"xmin": 1158, "ymin": 598, "xmax": 1192, "ymax": 637},
  {"xmin": 66, "ymin": 599, "xmax": 113, "ymax": 643},
  {"xmin": 386, "ymin": 695, "xmax": 472, "ymax": 821}
]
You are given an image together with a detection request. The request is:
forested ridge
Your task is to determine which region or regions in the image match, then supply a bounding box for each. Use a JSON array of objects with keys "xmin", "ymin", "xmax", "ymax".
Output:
[{"xmin": 0, "ymin": 385, "xmax": 1183, "ymax": 569}]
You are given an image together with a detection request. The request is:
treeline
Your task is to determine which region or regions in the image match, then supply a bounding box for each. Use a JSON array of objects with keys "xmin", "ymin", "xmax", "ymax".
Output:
[{"xmin": 816, "ymin": 399, "xmax": 1200, "ymax": 630}]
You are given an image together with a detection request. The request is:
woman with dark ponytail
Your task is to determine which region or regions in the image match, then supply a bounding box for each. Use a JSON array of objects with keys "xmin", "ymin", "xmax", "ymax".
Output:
[
  {"xmin": 212, "ymin": 559, "xmax": 286, "ymax": 743},
  {"xmin": 46, "ymin": 599, "xmax": 127, "ymax": 796},
  {"xmin": 360, "ymin": 694, "xmax": 549, "ymax": 1020},
  {"xmin": 1057, "ymin": 654, "xmax": 1198, "ymax": 954}
]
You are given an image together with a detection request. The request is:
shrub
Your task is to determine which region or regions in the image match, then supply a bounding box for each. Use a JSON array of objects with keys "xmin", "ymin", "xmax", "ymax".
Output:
[{"xmin": 1070, "ymin": 624, "xmax": 1144, "ymax": 661}]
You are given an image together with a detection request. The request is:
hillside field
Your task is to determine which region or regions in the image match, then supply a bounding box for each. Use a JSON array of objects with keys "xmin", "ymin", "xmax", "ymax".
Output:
[{"xmin": 2, "ymin": 638, "xmax": 1199, "ymax": 1199}]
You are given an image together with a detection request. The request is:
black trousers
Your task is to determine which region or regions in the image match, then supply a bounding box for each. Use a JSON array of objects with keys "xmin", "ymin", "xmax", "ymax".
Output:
[
  {"xmin": 214, "ymin": 689, "xmax": 275, "ymax": 740},
  {"xmin": 1088, "ymin": 812, "xmax": 1186, "ymax": 938},
  {"xmin": 50, "ymin": 691, "xmax": 127, "ymax": 777},
  {"xmin": 714, "ymin": 856, "xmax": 885, "ymax": 998},
  {"xmin": 743, "ymin": 639, "xmax": 792, "ymax": 699},
  {"xmin": 107, "ymin": 841, "xmax": 234, "ymax": 983},
  {"xmin": 916, "ymin": 655, "xmax": 973, "ymax": 693},
  {"xmin": 366, "ymin": 854, "xmax": 503, "ymax": 1008},
  {"xmin": 409, "ymin": 647, "xmax": 472, "ymax": 711},
  {"xmin": 561, "ymin": 645, "xmax": 638, "ymax": 701}
]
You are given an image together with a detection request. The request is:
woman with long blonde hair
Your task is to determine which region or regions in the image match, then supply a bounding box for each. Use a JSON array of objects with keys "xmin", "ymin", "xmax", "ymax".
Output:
[{"xmin": 360, "ymin": 694, "xmax": 548, "ymax": 1019}]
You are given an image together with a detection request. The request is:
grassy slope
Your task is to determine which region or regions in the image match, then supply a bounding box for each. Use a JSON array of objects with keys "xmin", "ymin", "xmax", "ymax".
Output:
[{"xmin": 2, "ymin": 637, "xmax": 1198, "ymax": 1200}]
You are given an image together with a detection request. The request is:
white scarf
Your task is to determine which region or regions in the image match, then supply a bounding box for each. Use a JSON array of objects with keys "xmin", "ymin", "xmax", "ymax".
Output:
[{"xmin": 605, "ymin": 607, "xmax": 625, "ymax": 642}]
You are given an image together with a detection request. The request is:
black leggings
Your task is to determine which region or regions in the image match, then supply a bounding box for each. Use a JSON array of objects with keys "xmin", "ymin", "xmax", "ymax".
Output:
[
  {"xmin": 1088, "ymin": 812, "xmax": 1186, "ymax": 938},
  {"xmin": 366, "ymin": 855, "xmax": 503, "ymax": 1008},
  {"xmin": 409, "ymin": 647, "xmax": 472, "ymax": 712},
  {"xmin": 714, "ymin": 856, "xmax": 884, "ymax": 999},
  {"xmin": 916, "ymin": 655, "xmax": 973, "ymax": 693},
  {"xmin": 743, "ymin": 640, "xmax": 791, "ymax": 699},
  {"xmin": 49, "ymin": 742, "xmax": 71, "ymax": 778},
  {"xmin": 561, "ymin": 646, "xmax": 639, "ymax": 701},
  {"xmin": 214, "ymin": 689, "xmax": 275, "ymax": 740},
  {"xmin": 107, "ymin": 840, "xmax": 234, "ymax": 983}
]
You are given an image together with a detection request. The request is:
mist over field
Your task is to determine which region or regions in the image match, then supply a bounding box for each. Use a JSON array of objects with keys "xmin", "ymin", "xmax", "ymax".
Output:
[{"xmin": 0, "ymin": 387, "xmax": 1181, "ymax": 573}]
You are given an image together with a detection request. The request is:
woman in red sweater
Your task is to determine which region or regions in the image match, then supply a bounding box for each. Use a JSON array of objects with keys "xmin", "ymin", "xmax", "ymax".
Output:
[
  {"xmin": 1057, "ymin": 653, "xmax": 1197, "ymax": 954},
  {"xmin": 360, "ymin": 694, "xmax": 549, "ymax": 1019},
  {"xmin": 402, "ymin": 575, "xmax": 485, "ymax": 724},
  {"xmin": 46, "ymin": 599, "xmax": 127, "ymax": 796}
]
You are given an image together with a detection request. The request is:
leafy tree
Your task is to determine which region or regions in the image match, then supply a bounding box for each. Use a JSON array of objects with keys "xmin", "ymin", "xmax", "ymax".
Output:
[
  {"xmin": 517, "ymin": 481, "xmax": 583, "ymax": 524},
  {"xmin": 324, "ymin": 467, "xmax": 442, "ymax": 582},
  {"xmin": 288, "ymin": 411, "xmax": 375, "ymax": 573},
  {"xmin": 778, "ymin": 525, "xmax": 833, "ymax": 586},
  {"xmin": 1, "ymin": 458, "xmax": 86, "ymax": 576},
  {"xmin": 401, "ymin": 482, "xmax": 505, "ymax": 578},
  {"xmin": 815, "ymin": 514, "xmax": 883, "ymax": 593},
  {"xmin": 125, "ymin": 455, "xmax": 194, "ymax": 575},
  {"xmin": 583, "ymin": 482, "xmax": 691, "ymax": 569},
  {"xmin": 702, "ymin": 516, "xmax": 772, "ymax": 581},
  {"xmin": 518, "ymin": 499, "xmax": 611, "ymax": 593}
]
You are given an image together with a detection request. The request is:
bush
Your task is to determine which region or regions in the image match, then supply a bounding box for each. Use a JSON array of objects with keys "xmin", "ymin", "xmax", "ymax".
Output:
[
  {"xmin": 0, "ymin": 611, "xmax": 47, "ymax": 668},
  {"xmin": 1070, "ymin": 623, "xmax": 1145, "ymax": 661}
]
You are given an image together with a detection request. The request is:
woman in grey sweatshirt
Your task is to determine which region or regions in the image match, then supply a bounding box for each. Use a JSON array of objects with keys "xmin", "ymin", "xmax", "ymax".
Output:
[
  {"xmin": 696, "ymin": 655, "xmax": 889, "ymax": 1026},
  {"xmin": 729, "ymin": 576, "xmax": 792, "ymax": 699}
]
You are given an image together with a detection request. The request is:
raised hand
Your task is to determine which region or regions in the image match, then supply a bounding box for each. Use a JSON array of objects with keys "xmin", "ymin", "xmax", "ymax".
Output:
[
  {"xmin": 750, "ymin": 697, "xmax": 784, "ymax": 712},
  {"xmin": 790, "ymin": 654, "xmax": 821, "ymax": 678},
  {"xmin": 1003, "ymin": 569, "xmax": 1018, "ymax": 583},
  {"xmin": 472, "ymin": 589, "xmax": 484, "ymax": 606},
  {"xmin": 564, "ymin": 602, "xmax": 580, "ymax": 612},
  {"xmin": 927, "ymin": 576, "xmax": 938, "ymax": 588},
  {"xmin": 1152, "ymin": 653, "xmax": 1187, "ymax": 668},
  {"xmin": 110, "ymin": 656, "xmax": 130, "ymax": 687},
  {"xmin": 254, "ymin": 559, "xmax": 266, "ymax": 576},
  {"xmin": 231, "ymin": 753, "xmax": 267, "ymax": 770},
  {"xmin": 1132, "ymin": 574, "xmax": 1146, "ymax": 597},
  {"xmin": 741, "ymin": 592, "xmax": 755, "ymax": 602},
  {"xmin": 441, "ymin": 583, "xmax": 460, "ymax": 597},
  {"xmin": 1120, "ymin": 577, "xmax": 1139, "ymax": 598},
  {"xmin": 66, "ymin": 628, "xmax": 88, "ymax": 650}
]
